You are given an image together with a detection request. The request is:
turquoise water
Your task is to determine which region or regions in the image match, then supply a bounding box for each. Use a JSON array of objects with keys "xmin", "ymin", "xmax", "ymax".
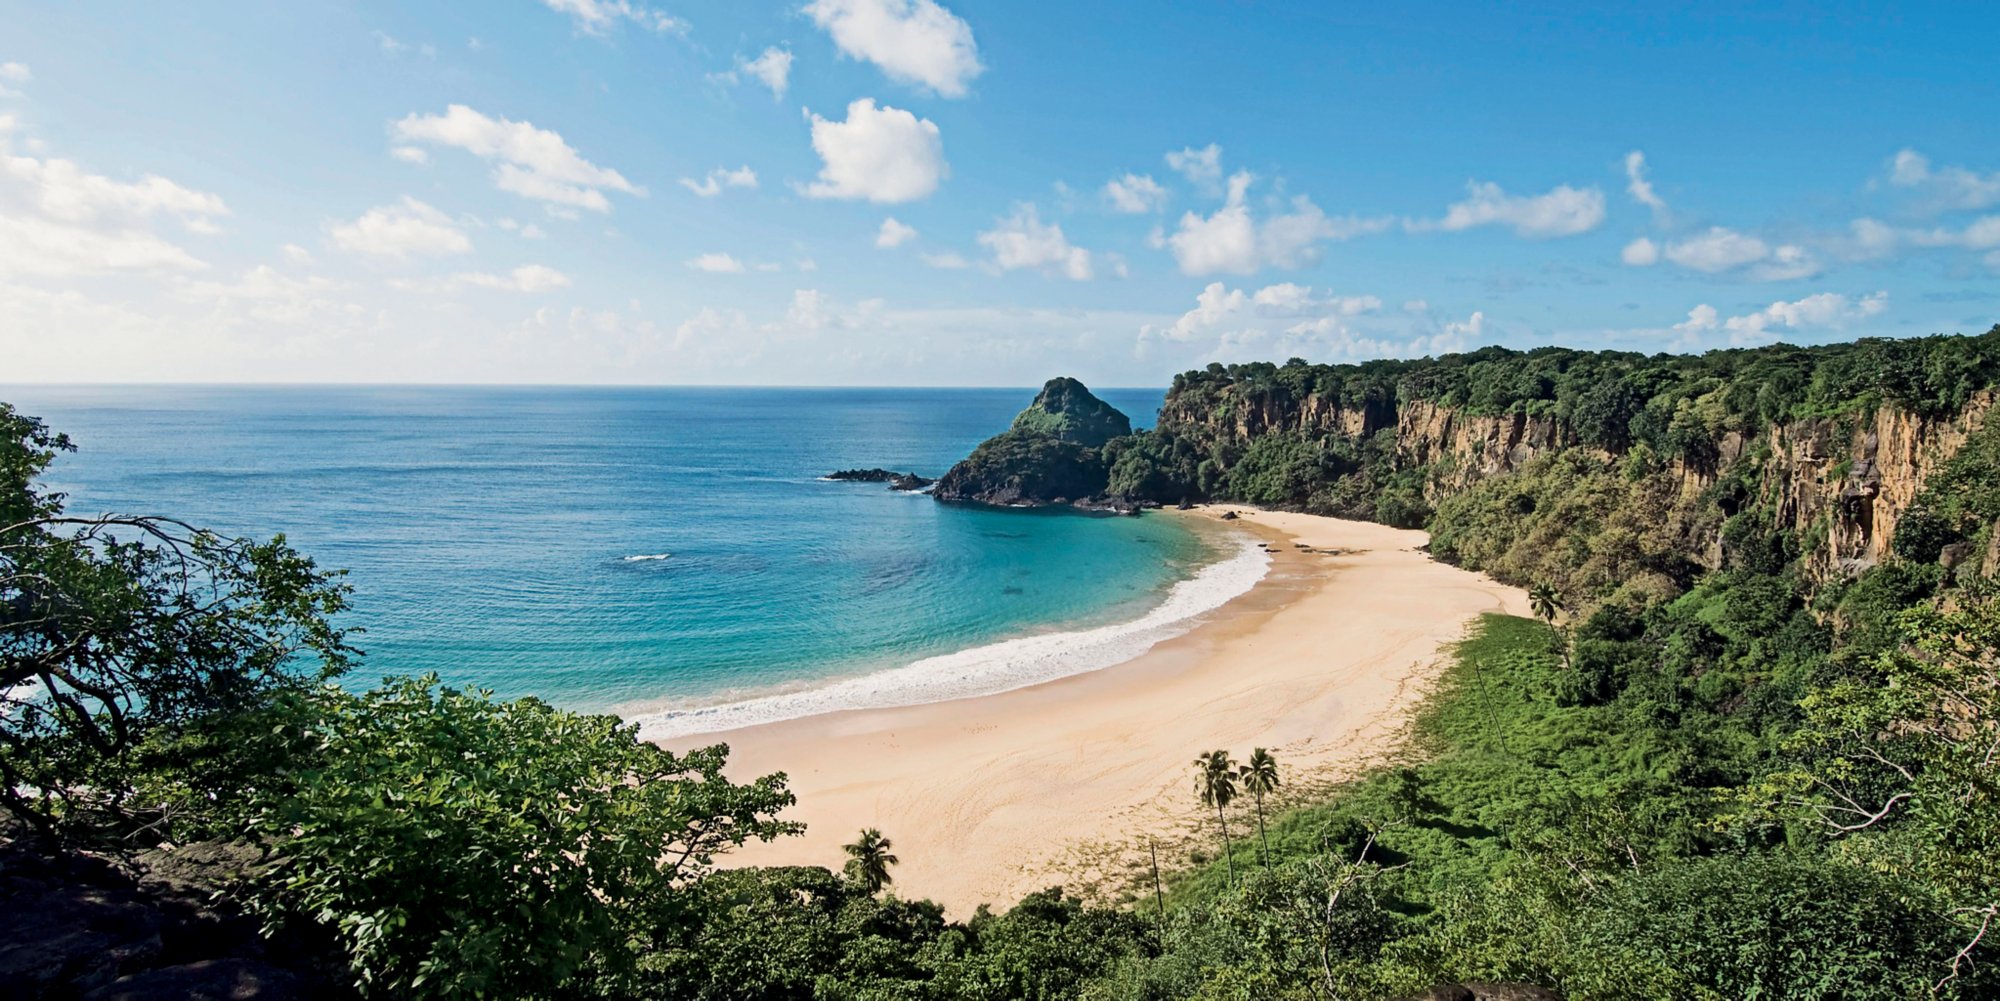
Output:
[{"xmin": 4, "ymin": 386, "xmax": 1250, "ymax": 726}]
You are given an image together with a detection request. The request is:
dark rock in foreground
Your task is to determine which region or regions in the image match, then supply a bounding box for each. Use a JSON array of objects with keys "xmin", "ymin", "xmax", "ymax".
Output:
[{"xmin": 825, "ymin": 468, "xmax": 934, "ymax": 491}]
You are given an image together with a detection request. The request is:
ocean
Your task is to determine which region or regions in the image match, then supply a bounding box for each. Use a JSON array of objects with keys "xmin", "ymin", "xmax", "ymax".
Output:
[{"xmin": 3, "ymin": 385, "xmax": 1265, "ymax": 736}]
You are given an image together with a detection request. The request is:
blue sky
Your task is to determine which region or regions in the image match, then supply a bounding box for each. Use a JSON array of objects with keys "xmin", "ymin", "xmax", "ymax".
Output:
[{"xmin": 3, "ymin": 0, "xmax": 1998, "ymax": 385}]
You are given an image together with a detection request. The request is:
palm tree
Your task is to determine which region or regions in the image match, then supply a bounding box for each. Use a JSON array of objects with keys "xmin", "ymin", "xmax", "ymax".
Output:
[
  {"xmin": 1528, "ymin": 582, "xmax": 1569, "ymax": 669},
  {"xmin": 842, "ymin": 827, "xmax": 898, "ymax": 895},
  {"xmin": 1194, "ymin": 749, "xmax": 1239, "ymax": 886},
  {"xmin": 1239, "ymin": 748, "xmax": 1280, "ymax": 865}
]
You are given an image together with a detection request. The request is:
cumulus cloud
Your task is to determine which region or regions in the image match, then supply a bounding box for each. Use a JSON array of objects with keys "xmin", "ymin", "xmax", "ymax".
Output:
[
  {"xmin": 1420, "ymin": 180, "xmax": 1605, "ymax": 238},
  {"xmin": 392, "ymin": 105, "xmax": 644, "ymax": 213},
  {"xmin": 688, "ymin": 254, "xmax": 772, "ymax": 274},
  {"xmin": 875, "ymin": 216, "xmax": 918, "ymax": 248},
  {"xmin": 1165, "ymin": 144, "xmax": 1224, "ymax": 192},
  {"xmin": 390, "ymin": 145, "xmax": 429, "ymax": 165},
  {"xmin": 540, "ymin": 0, "xmax": 686, "ymax": 36},
  {"xmin": 1, "ymin": 146, "xmax": 227, "ymax": 230},
  {"xmin": 1621, "ymin": 236, "xmax": 1659, "ymax": 266},
  {"xmin": 1102, "ymin": 172, "xmax": 1168, "ymax": 213},
  {"xmin": 1888, "ymin": 148, "xmax": 2000, "ymax": 213},
  {"xmin": 1166, "ymin": 171, "xmax": 1390, "ymax": 276},
  {"xmin": 0, "ymin": 120, "xmax": 227, "ymax": 278},
  {"xmin": 0, "ymin": 214, "xmax": 207, "ymax": 277},
  {"xmin": 1661, "ymin": 226, "xmax": 1818, "ymax": 280},
  {"xmin": 1142, "ymin": 280, "xmax": 1468, "ymax": 364},
  {"xmin": 802, "ymin": 99, "xmax": 947, "ymax": 203},
  {"xmin": 327, "ymin": 197, "xmax": 472, "ymax": 258},
  {"xmin": 451, "ymin": 264, "xmax": 572, "ymax": 293},
  {"xmin": 0, "ymin": 62, "xmax": 29, "ymax": 95},
  {"xmin": 181, "ymin": 265, "xmax": 350, "ymax": 324},
  {"xmin": 742, "ymin": 47, "xmax": 793, "ymax": 97},
  {"xmin": 679, "ymin": 165, "xmax": 758, "ymax": 197},
  {"xmin": 1675, "ymin": 291, "xmax": 1889, "ymax": 345},
  {"xmin": 805, "ymin": 0, "xmax": 983, "ymax": 97},
  {"xmin": 1624, "ymin": 150, "xmax": 1667, "ymax": 220},
  {"xmin": 977, "ymin": 203, "xmax": 1092, "ymax": 280},
  {"xmin": 920, "ymin": 250, "xmax": 969, "ymax": 269}
]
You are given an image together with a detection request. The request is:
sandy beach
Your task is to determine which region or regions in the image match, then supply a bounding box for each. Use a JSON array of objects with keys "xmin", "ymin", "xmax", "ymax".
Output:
[{"xmin": 657, "ymin": 507, "xmax": 1530, "ymax": 914}]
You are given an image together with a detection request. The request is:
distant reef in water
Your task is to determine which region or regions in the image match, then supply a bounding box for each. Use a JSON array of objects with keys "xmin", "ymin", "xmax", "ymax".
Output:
[
  {"xmin": 931, "ymin": 378, "xmax": 1156, "ymax": 514},
  {"xmin": 824, "ymin": 468, "xmax": 934, "ymax": 492}
]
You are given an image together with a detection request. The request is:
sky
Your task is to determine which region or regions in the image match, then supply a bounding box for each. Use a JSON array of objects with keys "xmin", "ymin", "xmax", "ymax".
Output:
[{"xmin": 2, "ymin": 0, "xmax": 1998, "ymax": 387}]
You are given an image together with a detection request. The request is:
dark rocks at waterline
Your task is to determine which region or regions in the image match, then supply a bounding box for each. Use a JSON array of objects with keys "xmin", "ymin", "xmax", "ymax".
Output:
[{"xmin": 824, "ymin": 469, "xmax": 934, "ymax": 491}]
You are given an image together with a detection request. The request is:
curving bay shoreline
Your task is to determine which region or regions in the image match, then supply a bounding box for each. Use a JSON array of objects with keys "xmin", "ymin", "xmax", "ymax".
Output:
[{"xmin": 654, "ymin": 507, "xmax": 1531, "ymax": 915}]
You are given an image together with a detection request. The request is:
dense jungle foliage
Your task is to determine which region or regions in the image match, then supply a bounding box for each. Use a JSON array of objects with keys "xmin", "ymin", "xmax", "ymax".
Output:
[{"xmin": 5, "ymin": 327, "xmax": 1999, "ymax": 1000}]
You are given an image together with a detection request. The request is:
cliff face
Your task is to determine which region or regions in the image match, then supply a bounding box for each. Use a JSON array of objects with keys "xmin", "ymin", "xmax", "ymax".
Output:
[{"xmin": 1153, "ymin": 383, "xmax": 1995, "ymax": 577}]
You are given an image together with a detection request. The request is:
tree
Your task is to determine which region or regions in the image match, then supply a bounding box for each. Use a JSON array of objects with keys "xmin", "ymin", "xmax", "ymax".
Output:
[
  {"xmin": 1239, "ymin": 747, "xmax": 1280, "ymax": 864},
  {"xmin": 1195, "ymin": 749, "xmax": 1240, "ymax": 886},
  {"xmin": 0, "ymin": 403, "xmax": 354, "ymax": 842},
  {"xmin": 1528, "ymin": 581, "xmax": 1569, "ymax": 669},
  {"xmin": 241, "ymin": 676, "xmax": 801, "ymax": 999},
  {"xmin": 843, "ymin": 826, "xmax": 899, "ymax": 895}
]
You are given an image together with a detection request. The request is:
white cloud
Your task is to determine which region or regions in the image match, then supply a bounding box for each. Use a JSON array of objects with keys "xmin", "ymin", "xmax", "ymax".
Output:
[
  {"xmin": 0, "ymin": 62, "xmax": 29, "ymax": 90},
  {"xmin": 679, "ymin": 165, "xmax": 758, "ymax": 197},
  {"xmin": 1621, "ymin": 236, "xmax": 1659, "ymax": 266},
  {"xmin": 1888, "ymin": 148, "xmax": 2000, "ymax": 213},
  {"xmin": 392, "ymin": 105, "xmax": 643, "ymax": 213},
  {"xmin": 920, "ymin": 250, "xmax": 969, "ymax": 269},
  {"xmin": 1103, "ymin": 172, "xmax": 1168, "ymax": 213},
  {"xmin": 1659, "ymin": 226, "xmax": 1818, "ymax": 280},
  {"xmin": 802, "ymin": 99, "xmax": 947, "ymax": 203},
  {"xmin": 182, "ymin": 265, "xmax": 350, "ymax": 324},
  {"xmin": 390, "ymin": 145, "xmax": 429, "ymax": 165},
  {"xmin": 804, "ymin": 0, "xmax": 983, "ymax": 98},
  {"xmin": 1423, "ymin": 180, "xmax": 1605, "ymax": 238},
  {"xmin": 1166, "ymin": 171, "xmax": 1390, "ymax": 276},
  {"xmin": 740, "ymin": 47, "xmax": 792, "ymax": 98},
  {"xmin": 0, "ymin": 123, "xmax": 226, "ymax": 278},
  {"xmin": 1676, "ymin": 291, "xmax": 1889, "ymax": 346},
  {"xmin": 0, "ymin": 214, "xmax": 207, "ymax": 277},
  {"xmin": 1624, "ymin": 150, "xmax": 1667, "ymax": 220},
  {"xmin": 281, "ymin": 243, "xmax": 315, "ymax": 265},
  {"xmin": 447, "ymin": 264, "xmax": 572, "ymax": 293},
  {"xmin": 1663, "ymin": 226, "xmax": 1766, "ymax": 272},
  {"xmin": 1, "ymin": 147, "xmax": 228, "ymax": 229},
  {"xmin": 977, "ymin": 203, "xmax": 1092, "ymax": 280},
  {"xmin": 540, "ymin": 0, "xmax": 687, "ymax": 36},
  {"xmin": 1142, "ymin": 280, "xmax": 1456, "ymax": 364},
  {"xmin": 686, "ymin": 252, "xmax": 747, "ymax": 273},
  {"xmin": 497, "ymin": 218, "xmax": 548, "ymax": 239},
  {"xmin": 875, "ymin": 216, "xmax": 918, "ymax": 248},
  {"xmin": 1166, "ymin": 144, "xmax": 1224, "ymax": 192},
  {"xmin": 327, "ymin": 197, "xmax": 472, "ymax": 258},
  {"xmin": 374, "ymin": 32, "xmax": 437, "ymax": 58}
]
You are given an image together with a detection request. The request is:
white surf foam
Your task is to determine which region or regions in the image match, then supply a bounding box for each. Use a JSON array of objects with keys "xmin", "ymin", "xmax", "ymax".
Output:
[
  {"xmin": 631, "ymin": 533, "xmax": 1269, "ymax": 740},
  {"xmin": 622, "ymin": 553, "xmax": 673, "ymax": 562}
]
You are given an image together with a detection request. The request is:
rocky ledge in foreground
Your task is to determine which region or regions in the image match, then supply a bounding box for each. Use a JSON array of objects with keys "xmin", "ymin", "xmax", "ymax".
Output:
[
  {"xmin": 824, "ymin": 468, "xmax": 934, "ymax": 491},
  {"xmin": 931, "ymin": 377, "xmax": 1154, "ymax": 515}
]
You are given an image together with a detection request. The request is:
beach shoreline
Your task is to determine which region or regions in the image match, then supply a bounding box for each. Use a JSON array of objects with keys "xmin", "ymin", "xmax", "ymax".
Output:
[{"xmin": 655, "ymin": 507, "xmax": 1531, "ymax": 915}]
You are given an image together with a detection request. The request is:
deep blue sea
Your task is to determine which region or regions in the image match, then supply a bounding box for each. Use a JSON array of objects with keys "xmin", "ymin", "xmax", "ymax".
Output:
[{"xmin": 3, "ymin": 386, "xmax": 1263, "ymax": 734}]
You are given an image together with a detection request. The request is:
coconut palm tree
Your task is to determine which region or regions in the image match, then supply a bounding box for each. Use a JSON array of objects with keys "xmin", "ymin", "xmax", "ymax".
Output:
[
  {"xmin": 1528, "ymin": 582, "xmax": 1570, "ymax": 669},
  {"xmin": 1239, "ymin": 747, "xmax": 1280, "ymax": 864},
  {"xmin": 842, "ymin": 827, "xmax": 898, "ymax": 895},
  {"xmin": 1194, "ymin": 749, "xmax": 1240, "ymax": 886}
]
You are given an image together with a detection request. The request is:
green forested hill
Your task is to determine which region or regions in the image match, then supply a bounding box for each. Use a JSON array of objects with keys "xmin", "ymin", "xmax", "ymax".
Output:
[{"xmin": 5, "ymin": 327, "xmax": 2000, "ymax": 1000}]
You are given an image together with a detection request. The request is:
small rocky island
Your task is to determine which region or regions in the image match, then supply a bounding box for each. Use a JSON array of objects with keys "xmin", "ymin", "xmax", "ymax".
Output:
[
  {"xmin": 931, "ymin": 377, "xmax": 1156, "ymax": 514},
  {"xmin": 824, "ymin": 468, "xmax": 934, "ymax": 491}
]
